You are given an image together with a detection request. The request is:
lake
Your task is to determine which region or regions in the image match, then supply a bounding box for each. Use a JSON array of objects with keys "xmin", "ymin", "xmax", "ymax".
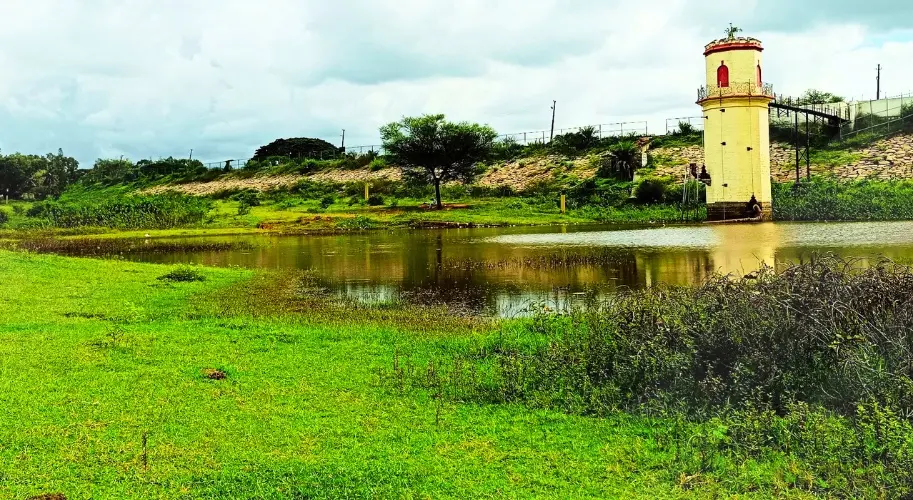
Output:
[{"xmin": 119, "ymin": 221, "xmax": 913, "ymax": 316}]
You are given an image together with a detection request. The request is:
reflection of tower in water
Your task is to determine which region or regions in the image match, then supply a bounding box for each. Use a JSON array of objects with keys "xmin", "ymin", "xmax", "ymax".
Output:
[{"xmin": 709, "ymin": 222, "xmax": 781, "ymax": 277}]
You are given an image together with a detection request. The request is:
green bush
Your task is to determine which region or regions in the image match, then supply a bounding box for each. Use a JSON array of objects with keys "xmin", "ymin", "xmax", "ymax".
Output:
[
  {"xmin": 366, "ymin": 194, "xmax": 384, "ymax": 206},
  {"xmin": 237, "ymin": 201, "xmax": 252, "ymax": 216},
  {"xmin": 157, "ymin": 265, "xmax": 206, "ymax": 283},
  {"xmin": 633, "ymin": 177, "xmax": 670, "ymax": 204},
  {"xmin": 231, "ymin": 190, "xmax": 261, "ymax": 207},
  {"xmin": 0, "ymin": 209, "xmax": 8, "ymax": 226},
  {"xmin": 25, "ymin": 195, "xmax": 211, "ymax": 229},
  {"xmin": 319, "ymin": 195, "xmax": 335, "ymax": 209}
]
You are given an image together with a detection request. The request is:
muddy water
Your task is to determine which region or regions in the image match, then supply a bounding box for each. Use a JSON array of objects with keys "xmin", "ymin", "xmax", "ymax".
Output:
[{"xmin": 115, "ymin": 221, "xmax": 913, "ymax": 316}]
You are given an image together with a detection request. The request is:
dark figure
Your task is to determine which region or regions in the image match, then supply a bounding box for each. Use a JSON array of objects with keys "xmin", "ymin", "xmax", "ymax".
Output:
[
  {"xmin": 698, "ymin": 165, "xmax": 711, "ymax": 185},
  {"xmin": 746, "ymin": 194, "xmax": 763, "ymax": 219}
]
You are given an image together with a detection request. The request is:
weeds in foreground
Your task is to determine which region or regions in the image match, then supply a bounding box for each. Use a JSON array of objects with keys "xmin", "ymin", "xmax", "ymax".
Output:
[
  {"xmin": 391, "ymin": 255, "xmax": 913, "ymax": 496},
  {"xmin": 157, "ymin": 265, "xmax": 207, "ymax": 283}
]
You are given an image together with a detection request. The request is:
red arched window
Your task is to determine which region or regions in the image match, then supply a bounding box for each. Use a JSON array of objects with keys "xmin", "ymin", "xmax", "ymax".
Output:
[
  {"xmin": 756, "ymin": 64, "xmax": 762, "ymax": 86},
  {"xmin": 717, "ymin": 61, "xmax": 729, "ymax": 88}
]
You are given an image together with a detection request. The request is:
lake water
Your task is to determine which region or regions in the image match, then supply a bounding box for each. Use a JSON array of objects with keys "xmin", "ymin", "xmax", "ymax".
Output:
[{"xmin": 121, "ymin": 221, "xmax": 913, "ymax": 316}]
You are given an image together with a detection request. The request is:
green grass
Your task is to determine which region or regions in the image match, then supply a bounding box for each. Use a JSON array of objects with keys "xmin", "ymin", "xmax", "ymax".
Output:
[
  {"xmin": 773, "ymin": 178, "xmax": 913, "ymax": 221},
  {"xmin": 0, "ymin": 250, "xmax": 844, "ymax": 498}
]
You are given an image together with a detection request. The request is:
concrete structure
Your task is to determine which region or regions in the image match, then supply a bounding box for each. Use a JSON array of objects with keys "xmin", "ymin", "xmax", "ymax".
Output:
[{"xmin": 697, "ymin": 35, "xmax": 775, "ymax": 221}]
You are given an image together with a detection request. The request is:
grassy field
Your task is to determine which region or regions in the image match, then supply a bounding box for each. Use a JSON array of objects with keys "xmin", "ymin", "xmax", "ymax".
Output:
[{"xmin": 6, "ymin": 250, "xmax": 890, "ymax": 499}]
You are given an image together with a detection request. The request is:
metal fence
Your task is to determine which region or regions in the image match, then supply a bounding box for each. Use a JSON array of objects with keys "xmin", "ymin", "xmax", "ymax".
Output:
[
  {"xmin": 665, "ymin": 116, "xmax": 704, "ymax": 134},
  {"xmin": 838, "ymin": 93, "xmax": 913, "ymax": 142},
  {"xmin": 496, "ymin": 121, "xmax": 648, "ymax": 145},
  {"xmin": 190, "ymin": 119, "xmax": 663, "ymax": 169}
]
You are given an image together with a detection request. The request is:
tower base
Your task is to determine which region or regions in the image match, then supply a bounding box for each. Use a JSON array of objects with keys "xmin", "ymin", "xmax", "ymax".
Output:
[{"xmin": 707, "ymin": 202, "xmax": 773, "ymax": 222}]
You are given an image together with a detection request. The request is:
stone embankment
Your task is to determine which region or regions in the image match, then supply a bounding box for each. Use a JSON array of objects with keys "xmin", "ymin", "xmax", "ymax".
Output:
[{"xmin": 650, "ymin": 133, "xmax": 913, "ymax": 182}]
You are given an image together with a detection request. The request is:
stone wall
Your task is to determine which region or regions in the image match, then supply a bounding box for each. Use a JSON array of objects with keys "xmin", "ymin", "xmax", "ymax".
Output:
[{"xmin": 648, "ymin": 133, "xmax": 913, "ymax": 182}]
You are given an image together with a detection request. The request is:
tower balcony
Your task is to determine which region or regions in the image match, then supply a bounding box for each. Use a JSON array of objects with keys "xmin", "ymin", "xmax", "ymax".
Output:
[{"xmin": 697, "ymin": 82, "xmax": 774, "ymax": 104}]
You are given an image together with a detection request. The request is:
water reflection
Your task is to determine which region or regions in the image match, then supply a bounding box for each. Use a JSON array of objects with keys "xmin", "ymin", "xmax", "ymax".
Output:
[{"xmin": 120, "ymin": 221, "xmax": 913, "ymax": 316}]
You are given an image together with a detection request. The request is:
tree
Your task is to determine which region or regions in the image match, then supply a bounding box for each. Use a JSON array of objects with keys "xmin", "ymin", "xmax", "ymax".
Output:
[
  {"xmin": 797, "ymin": 89, "xmax": 844, "ymax": 105},
  {"xmin": 252, "ymin": 137, "xmax": 341, "ymax": 162},
  {"xmin": 89, "ymin": 158, "xmax": 136, "ymax": 185},
  {"xmin": 34, "ymin": 149, "xmax": 80, "ymax": 198},
  {"xmin": 380, "ymin": 114, "xmax": 497, "ymax": 209}
]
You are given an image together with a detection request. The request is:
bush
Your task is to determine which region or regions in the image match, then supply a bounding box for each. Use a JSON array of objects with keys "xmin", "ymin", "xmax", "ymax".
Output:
[
  {"xmin": 157, "ymin": 265, "xmax": 206, "ymax": 283},
  {"xmin": 231, "ymin": 190, "xmax": 261, "ymax": 207},
  {"xmin": 237, "ymin": 201, "xmax": 252, "ymax": 216},
  {"xmin": 319, "ymin": 195, "xmax": 335, "ymax": 209},
  {"xmin": 0, "ymin": 209, "xmax": 8, "ymax": 226},
  {"xmin": 368, "ymin": 157, "xmax": 388, "ymax": 171},
  {"xmin": 633, "ymin": 177, "xmax": 671, "ymax": 204},
  {"xmin": 366, "ymin": 194, "xmax": 384, "ymax": 206}
]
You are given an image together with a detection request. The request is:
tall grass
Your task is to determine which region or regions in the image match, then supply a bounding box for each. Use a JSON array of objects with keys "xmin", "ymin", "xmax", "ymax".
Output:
[
  {"xmin": 396, "ymin": 256, "xmax": 913, "ymax": 495},
  {"xmin": 773, "ymin": 178, "xmax": 913, "ymax": 221},
  {"xmin": 25, "ymin": 194, "xmax": 212, "ymax": 229}
]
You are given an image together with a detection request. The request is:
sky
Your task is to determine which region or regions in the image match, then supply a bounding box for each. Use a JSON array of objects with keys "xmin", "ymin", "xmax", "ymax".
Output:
[{"xmin": 0, "ymin": 0, "xmax": 912, "ymax": 167}]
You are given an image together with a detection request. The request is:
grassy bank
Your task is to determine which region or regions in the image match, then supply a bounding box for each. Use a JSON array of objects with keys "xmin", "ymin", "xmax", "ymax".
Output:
[
  {"xmin": 0, "ymin": 184, "xmax": 694, "ymax": 242},
  {"xmin": 2, "ymin": 250, "xmax": 912, "ymax": 498},
  {"xmin": 773, "ymin": 178, "xmax": 913, "ymax": 221}
]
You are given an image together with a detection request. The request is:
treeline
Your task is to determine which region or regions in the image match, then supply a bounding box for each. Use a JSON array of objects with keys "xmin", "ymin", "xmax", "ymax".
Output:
[{"xmin": 0, "ymin": 149, "xmax": 80, "ymax": 199}]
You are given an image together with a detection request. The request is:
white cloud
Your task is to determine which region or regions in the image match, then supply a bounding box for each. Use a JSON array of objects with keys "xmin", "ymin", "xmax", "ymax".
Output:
[{"xmin": 0, "ymin": 0, "xmax": 910, "ymax": 167}]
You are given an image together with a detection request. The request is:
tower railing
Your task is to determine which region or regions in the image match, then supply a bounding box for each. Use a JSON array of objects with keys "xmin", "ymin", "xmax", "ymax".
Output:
[{"xmin": 697, "ymin": 82, "xmax": 774, "ymax": 102}]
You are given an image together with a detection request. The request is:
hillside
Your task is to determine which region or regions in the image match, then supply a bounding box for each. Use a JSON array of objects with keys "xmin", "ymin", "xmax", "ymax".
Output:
[{"xmin": 141, "ymin": 132, "xmax": 913, "ymax": 198}]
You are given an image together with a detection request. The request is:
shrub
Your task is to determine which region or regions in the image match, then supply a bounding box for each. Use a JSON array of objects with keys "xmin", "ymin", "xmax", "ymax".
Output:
[
  {"xmin": 157, "ymin": 265, "xmax": 206, "ymax": 283},
  {"xmin": 231, "ymin": 190, "xmax": 261, "ymax": 207},
  {"xmin": 237, "ymin": 201, "xmax": 252, "ymax": 216},
  {"xmin": 336, "ymin": 215, "xmax": 376, "ymax": 230},
  {"xmin": 441, "ymin": 184, "xmax": 468, "ymax": 200},
  {"xmin": 368, "ymin": 157, "xmax": 388, "ymax": 171},
  {"xmin": 366, "ymin": 194, "xmax": 384, "ymax": 206},
  {"xmin": 633, "ymin": 177, "xmax": 671, "ymax": 204},
  {"xmin": 0, "ymin": 209, "xmax": 8, "ymax": 226},
  {"xmin": 319, "ymin": 195, "xmax": 335, "ymax": 209}
]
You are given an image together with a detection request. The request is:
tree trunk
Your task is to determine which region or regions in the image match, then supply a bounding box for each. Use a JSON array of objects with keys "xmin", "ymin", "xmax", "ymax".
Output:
[{"xmin": 434, "ymin": 178, "xmax": 442, "ymax": 209}]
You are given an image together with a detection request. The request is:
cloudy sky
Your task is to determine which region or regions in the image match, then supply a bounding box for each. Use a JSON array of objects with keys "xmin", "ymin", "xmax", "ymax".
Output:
[{"xmin": 1, "ymin": 0, "xmax": 912, "ymax": 167}]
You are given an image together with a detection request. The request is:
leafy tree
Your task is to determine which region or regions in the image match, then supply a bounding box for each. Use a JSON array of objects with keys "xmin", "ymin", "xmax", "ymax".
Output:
[
  {"xmin": 252, "ymin": 137, "xmax": 341, "ymax": 162},
  {"xmin": 797, "ymin": 89, "xmax": 844, "ymax": 105},
  {"xmin": 33, "ymin": 149, "xmax": 80, "ymax": 198},
  {"xmin": 380, "ymin": 114, "xmax": 497, "ymax": 209},
  {"xmin": 0, "ymin": 149, "xmax": 79, "ymax": 199},
  {"xmin": 88, "ymin": 158, "xmax": 136, "ymax": 185}
]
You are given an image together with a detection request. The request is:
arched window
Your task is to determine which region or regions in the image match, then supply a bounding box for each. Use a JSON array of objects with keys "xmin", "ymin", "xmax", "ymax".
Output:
[
  {"xmin": 717, "ymin": 61, "xmax": 730, "ymax": 88},
  {"xmin": 756, "ymin": 64, "xmax": 762, "ymax": 86}
]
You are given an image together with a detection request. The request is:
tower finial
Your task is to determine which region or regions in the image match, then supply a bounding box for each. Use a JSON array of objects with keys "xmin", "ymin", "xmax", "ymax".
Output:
[{"xmin": 725, "ymin": 23, "xmax": 743, "ymax": 40}]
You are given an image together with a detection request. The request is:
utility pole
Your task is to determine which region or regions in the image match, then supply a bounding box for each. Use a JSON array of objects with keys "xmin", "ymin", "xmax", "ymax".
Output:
[
  {"xmin": 549, "ymin": 100, "xmax": 556, "ymax": 143},
  {"xmin": 341, "ymin": 129, "xmax": 346, "ymax": 150},
  {"xmin": 877, "ymin": 64, "xmax": 881, "ymax": 100},
  {"xmin": 189, "ymin": 149, "xmax": 193, "ymax": 160}
]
